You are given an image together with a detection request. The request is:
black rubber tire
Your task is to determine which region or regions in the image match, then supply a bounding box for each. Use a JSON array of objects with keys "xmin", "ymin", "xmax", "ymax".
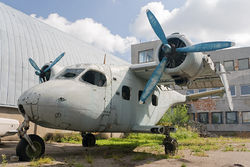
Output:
[
  {"xmin": 16, "ymin": 134, "xmax": 45, "ymax": 161},
  {"xmin": 82, "ymin": 133, "xmax": 96, "ymax": 147},
  {"xmin": 164, "ymin": 138, "xmax": 178, "ymax": 155}
]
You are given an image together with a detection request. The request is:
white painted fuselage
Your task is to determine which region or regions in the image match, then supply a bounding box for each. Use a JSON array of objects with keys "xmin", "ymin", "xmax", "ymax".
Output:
[{"xmin": 17, "ymin": 64, "xmax": 187, "ymax": 133}]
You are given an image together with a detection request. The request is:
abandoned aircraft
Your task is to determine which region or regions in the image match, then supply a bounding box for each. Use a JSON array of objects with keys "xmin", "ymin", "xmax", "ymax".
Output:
[{"xmin": 14, "ymin": 8, "xmax": 235, "ymax": 161}]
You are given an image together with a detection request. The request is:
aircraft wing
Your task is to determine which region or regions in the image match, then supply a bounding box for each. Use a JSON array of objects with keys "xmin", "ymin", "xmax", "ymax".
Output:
[{"xmin": 130, "ymin": 59, "xmax": 224, "ymax": 89}]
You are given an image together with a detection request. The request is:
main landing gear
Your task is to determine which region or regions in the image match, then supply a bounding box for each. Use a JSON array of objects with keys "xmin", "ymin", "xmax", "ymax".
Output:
[
  {"xmin": 162, "ymin": 126, "xmax": 178, "ymax": 155},
  {"xmin": 151, "ymin": 126, "xmax": 178, "ymax": 155},
  {"xmin": 16, "ymin": 115, "xmax": 45, "ymax": 161},
  {"xmin": 81, "ymin": 132, "xmax": 96, "ymax": 147}
]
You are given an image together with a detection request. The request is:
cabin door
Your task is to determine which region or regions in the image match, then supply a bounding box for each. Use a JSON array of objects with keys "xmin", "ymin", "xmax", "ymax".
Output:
[{"xmin": 99, "ymin": 66, "xmax": 112, "ymax": 131}]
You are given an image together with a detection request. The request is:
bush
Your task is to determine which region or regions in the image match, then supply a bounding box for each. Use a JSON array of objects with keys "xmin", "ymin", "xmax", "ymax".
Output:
[
  {"xmin": 158, "ymin": 104, "xmax": 190, "ymax": 127},
  {"xmin": 172, "ymin": 127, "xmax": 199, "ymax": 140}
]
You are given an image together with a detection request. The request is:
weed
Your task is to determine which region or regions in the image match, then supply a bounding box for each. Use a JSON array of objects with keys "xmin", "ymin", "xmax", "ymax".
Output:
[
  {"xmin": 154, "ymin": 154, "xmax": 169, "ymax": 160},
  {"xmin": 30, "ymin": 156, "xmax": 54, "ymax": 166},
  {"xmin": 193, "ymin": 151, "xmax": 209, "ymax": 157},
  {"xmin": 223, "ymin": 145, "xmax": 234, "ymax": 152},
  {"xmin": 170, "ymin": 154, "xmax": 183, "ymax": 159},
  {"xmin": 112, "ymin": 155, "xmax": 120, "ymax": 160},
  {"xmin": 1, "ymin": 154, "xmax": 8, "ymax": 167},
  {"xmin": 181, "ymin": 163, "xmax": 187, "ymax": 167},
  {"xmin": 73, "ymin": 163, "xmax": 84, "ymax": 167},
  {"xmin": 132, "ymin": 153, "xmax": 148, "ymax": 161},
  {"xmin": 85, "ymin": 154, "xmax": 93, "ymax": 164}
]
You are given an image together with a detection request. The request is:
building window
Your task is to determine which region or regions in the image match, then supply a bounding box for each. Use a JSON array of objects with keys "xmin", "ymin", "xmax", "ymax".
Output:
[
  {"xmin": 224, "ymin": 60, "xmax": 234, "ymax": 71},
  {"xmin": 214, "ymin": 62, "xmax": 220, "ymax": 71},
  {"xmin": 152, "ymin": 94, "xmax": 158, "ymax": 106},
  {"xmin": 240, "ymin": 85, "xmax": 250, "ymax": 96},
  {"xmin": 186, "ymin": 89, "xmax": 194, "ymax": 95},
  {"xmin": 139, "ymin": 49, "xmax": 154, "ymax": 63},
  {"xmin": 190, "ymin": 113, "xmax": 195, "ymax": 121},
  {"xmin": 238, "ymin": 58, "xmax": 249, "ymax": 70},
  {"xmin": 242, "ymin": 111, "xmax": 250, "ymax": 124},
  {"xmin": 230, "ymin": 85, "xmax": 236, "ymax": 96},
  {"xmin": 226, "ymin": 112, "xmax": 238, "ymax": 124},
  {"xmin": 122, "ymin": 86, "xmax": 130, "ymax": 100},
  {"xmin": 212, "ymin": 112, "xmax": 223, "ymax": 124},
  {"xmin": 198, "ymin": 113, "xmax": 208, "ymax": 124}
]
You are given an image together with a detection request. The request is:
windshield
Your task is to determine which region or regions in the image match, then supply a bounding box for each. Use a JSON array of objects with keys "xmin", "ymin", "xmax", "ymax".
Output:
[{"xmin": 57, "ymin": 68, "xmax": 85, "ymax": 79}]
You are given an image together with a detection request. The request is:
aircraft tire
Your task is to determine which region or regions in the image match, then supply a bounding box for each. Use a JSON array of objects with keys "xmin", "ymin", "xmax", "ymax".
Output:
[
  {"xmin": 16, "ymin": 134, "xmax": 45, "ymax": 161},
  {"xmin": 82, "ymin": 133, "xmax": 96, "ymax": 147},
  {"xmin": 163, "ymin": 137, "xmax": 178, "ymax": 155}
]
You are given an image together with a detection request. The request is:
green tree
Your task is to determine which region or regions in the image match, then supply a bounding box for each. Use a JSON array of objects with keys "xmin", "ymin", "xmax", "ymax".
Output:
[{"xmin": 158, "ymin": 104, "xmax": 190, "ymax": 127}]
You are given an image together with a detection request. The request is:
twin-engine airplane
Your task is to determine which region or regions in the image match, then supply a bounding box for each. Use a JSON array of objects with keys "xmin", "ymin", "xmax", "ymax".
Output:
[{"xmin": 16, "ymin": 9, "xmax": 234, "ymax": 161}]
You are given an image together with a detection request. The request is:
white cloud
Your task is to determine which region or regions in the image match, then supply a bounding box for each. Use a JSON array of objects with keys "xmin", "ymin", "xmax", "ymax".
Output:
[
  {"xmin": 130, "ymin": 0, "xmax": 250, "ymax": 47},
  {"xmin": 33, "ymin": 13, "xmax": 138, "ymax": 54}
]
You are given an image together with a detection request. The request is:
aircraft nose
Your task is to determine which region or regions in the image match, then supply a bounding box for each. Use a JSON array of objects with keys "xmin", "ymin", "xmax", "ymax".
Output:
[{"xmin": 17, "ymin": 88, "xmax": 40, "ymax": 120}]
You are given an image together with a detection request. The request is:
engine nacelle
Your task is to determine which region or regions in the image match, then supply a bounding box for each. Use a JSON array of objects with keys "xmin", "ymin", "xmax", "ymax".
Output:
[
  {"xmin": 40, "ymin": 63, "xmax": 63, "ymax": 81},
  {"xmin": 156, "ymin": 33, "xmax": 215, "ymax": 86}
]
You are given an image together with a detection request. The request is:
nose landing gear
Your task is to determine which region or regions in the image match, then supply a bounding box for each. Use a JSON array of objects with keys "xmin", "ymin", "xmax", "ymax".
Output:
[
  {"xmin": 81, "ymin": 132, "xmax": 96, "ymax": 147},
  {"xmin": 16, "ymin": 114, "xmax": 45, "ymax": 161}
]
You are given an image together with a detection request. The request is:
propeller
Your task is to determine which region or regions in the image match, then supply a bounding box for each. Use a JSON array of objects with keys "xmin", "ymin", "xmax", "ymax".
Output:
[
  {"xmin": 139, "ymin": 9, "xmax": 235, "ymax": 104},
  {"xmin": 29, "ymin": 52, "xmax": 65, "ymax": 83}
]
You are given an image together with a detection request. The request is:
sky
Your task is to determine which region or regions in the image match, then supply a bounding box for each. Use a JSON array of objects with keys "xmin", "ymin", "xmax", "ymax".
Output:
[{"xmin": 0, "ymin": 0, "xmax": 249, "ymax": 62}]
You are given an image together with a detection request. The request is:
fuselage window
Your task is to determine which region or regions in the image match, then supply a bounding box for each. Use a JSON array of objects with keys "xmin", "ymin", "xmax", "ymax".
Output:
[
  {"xmin": 152, "ymin": 94, "xmax": 158, "ymax": 106},
  {"xmin": 138, "ymin": 90, "xmax": 143, "ymax": 101},
  {"xmin": 122, "ymin": 86, "xmax": 130, "ymax": 100},
  {"xmin": 57, "ymin": 68, "xmax": 85, "ymax": 79},
  {"xmin": 81, "ymin": 70, "xmax": 107, "ymax": 87}
]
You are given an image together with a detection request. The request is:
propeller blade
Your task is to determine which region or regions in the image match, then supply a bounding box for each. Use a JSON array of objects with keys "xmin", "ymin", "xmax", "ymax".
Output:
[
  {"xmin": 146, "ymin": 9, "xmax": 168, "ymax": 45},
  {"xmin": 44, "ymin": 52, "xmax": 65, "ymax": 73},
  {"xmin": 39, "ymin": 77, "xmax": 43, "ymax": 83},
  {"xmin": 139, "ymin": 57, "xmax": 167, "ymax": 104},
  {"xmin": 176, "ymin": 41, "xmax": 235, "ymax": 53},
  {"xmin": 29, "ymin": 58, "xmax": 41, "ymax": 72},
  {"xmin": 219, "ymin": 64, "xmax": 233, "ymax": 111}
]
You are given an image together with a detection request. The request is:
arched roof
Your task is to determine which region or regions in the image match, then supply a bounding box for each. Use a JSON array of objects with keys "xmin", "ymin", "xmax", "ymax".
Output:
[{"xmin": 0, "ymin": 2, "xmax": 129, "ymax": 107}]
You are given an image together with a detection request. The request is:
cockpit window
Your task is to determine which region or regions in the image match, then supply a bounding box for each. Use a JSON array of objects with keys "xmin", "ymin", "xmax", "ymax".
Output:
[
  {"xmin": 57, "ymin": 68, "xmax": 85, "ymax": 79},
  {"xmin": 81, "ymin": 70, "xmax": 107, "ymax": 87}
]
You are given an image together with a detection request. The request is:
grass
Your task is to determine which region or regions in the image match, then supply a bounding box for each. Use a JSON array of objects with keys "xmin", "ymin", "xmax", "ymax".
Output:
[
  {"xmin": 181, "ymin": 163, "xmax": 187, "ymax": 167},
  {"xmin": 1, "ymin": 154, "xmax": 8, "ymax": 167},
  {"xmin": 85, "ymin": 154, "xmax": 93, "ymax": 164},
  {"xmin": 132, "ymin": 153, "xmax": 149, "ymax": 161},
  {"xmin": 30, "ymin": 156, "xmax": 54, "ymax": 166},
  {"xmin": 46, "ymin": 128, "xmax": 250, "ymax": 159}
]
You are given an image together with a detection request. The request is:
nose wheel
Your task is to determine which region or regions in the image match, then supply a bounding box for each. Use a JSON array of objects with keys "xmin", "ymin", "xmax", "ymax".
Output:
[
  {"xmin": 16, "ymin": 114, "xmax": 45, "ymax": 161},
  {"xmin": 16, "ymin": 134, "xmax": 45, "ymax": 161},
  {"xmin": 81, "ymin": 133, "xmax": 96, "ymax": 147}
]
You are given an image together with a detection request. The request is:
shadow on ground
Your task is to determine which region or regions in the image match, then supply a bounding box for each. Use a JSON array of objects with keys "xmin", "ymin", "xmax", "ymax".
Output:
[{"xmin": 0, "ymin": 141, "xmax": 170, "ymax": 167}]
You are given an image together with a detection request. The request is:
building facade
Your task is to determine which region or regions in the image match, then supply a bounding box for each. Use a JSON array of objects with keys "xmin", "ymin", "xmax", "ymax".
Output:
[{"xmin": 131, "ymin": 40, "xmax": 250, "ymax": 134}]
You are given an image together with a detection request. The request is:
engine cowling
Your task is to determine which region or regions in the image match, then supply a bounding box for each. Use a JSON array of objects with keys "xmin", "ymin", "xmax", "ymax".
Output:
[{"xmin": 156, "ymin": 33, "xmax": 214, "ymax": 86}]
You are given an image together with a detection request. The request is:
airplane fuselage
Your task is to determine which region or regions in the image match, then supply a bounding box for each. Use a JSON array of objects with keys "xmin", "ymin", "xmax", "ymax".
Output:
[{"xmin": 18, "ymin": 64, "xmax": 187, "ymax": 133}]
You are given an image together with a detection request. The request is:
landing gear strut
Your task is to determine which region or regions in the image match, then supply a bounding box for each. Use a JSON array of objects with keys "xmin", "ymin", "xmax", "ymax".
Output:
[
  {"xmin": 16, "ymin": 114, "xmax": 45, "ymax": 161},
  {"xmin": 162, "ymin": 126, "xmax": 178, "ymax": 155},
  {"xmin": 81, "ymin": 132, "xmax": 96, "ymax": 147}
]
